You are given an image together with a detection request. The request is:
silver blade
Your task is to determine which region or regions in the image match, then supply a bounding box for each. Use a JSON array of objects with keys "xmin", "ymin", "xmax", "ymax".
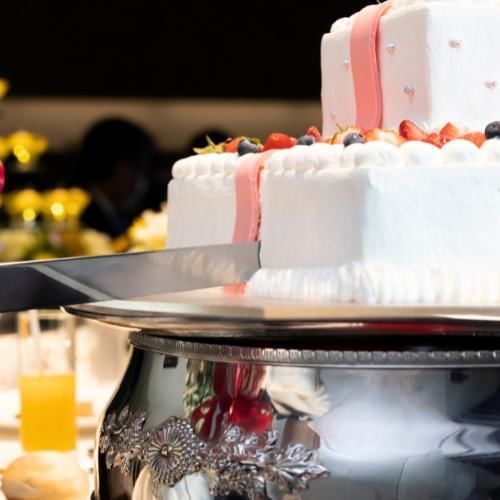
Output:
[{"xmin": 0, "ymin": 241, "xmax": 260, "ymax": 312}]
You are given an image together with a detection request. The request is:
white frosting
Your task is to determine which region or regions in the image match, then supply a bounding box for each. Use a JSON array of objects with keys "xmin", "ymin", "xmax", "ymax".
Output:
[
  {"xmin": 168, "ymin": 154, "xmax": 238, "ymax": 248},
  {"xmin": 168, "ymin": 147, "xmax": 500, "ymax": 304},
  {"xmin": 264, "ymin": 141, "xmax": 499, "ymax": 172},
  {"xmin": 479, "ymin": 138, "xmax": 500, "ymax": 163},
  {"xmin": 442, "ymin": 139, "xmax": 480, "ymax": 165},
  {"xmin": 172, "ymin": 153, "xmax": 238, "ymax": 178},
  {"xmin": 343, "ymin": 141, "xmax": 405, "ymax": 168},
  {"xmin": 259, "ymin": 165, "xmax": 500, "ymax": 270},
  {"xmin": 246, "ymin": 265, "xmax": 500, "ymax": 304},
  {"xmin": 322, "ymin": 2, "xmax": 500, "ymax": 135},
  {"xmin": 399, "ymin": 141, "xmax": 443, "ymax": 166}
]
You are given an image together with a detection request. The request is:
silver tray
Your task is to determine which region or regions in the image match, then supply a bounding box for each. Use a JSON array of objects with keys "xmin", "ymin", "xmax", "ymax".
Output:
[{"xmin": 65, "ymin": 288, "xmax": 500, "ymax": 339}]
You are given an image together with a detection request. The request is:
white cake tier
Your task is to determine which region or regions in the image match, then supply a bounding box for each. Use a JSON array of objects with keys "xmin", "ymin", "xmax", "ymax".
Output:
[
  {"xmin": 168, "ymin": 140, "xmax": 500, "ymax": 303},
  {"xmin": 168, "ymin": 153, "xmax": 238, "ymax": 248},
  {"xmin": 321, "ymin": 1, "xmax": 500, "ymax": 136},
  {"xmin": 246, "ymin": 266, "xmax": 500, "ymax": 304}
]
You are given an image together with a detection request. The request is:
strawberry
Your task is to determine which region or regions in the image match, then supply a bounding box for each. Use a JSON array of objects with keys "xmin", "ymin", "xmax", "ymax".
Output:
[
  {"xmin": 365, "ymin": 128, "xmax": 405, "ymax": 146},
  {"xmin": 329, "ymin": 126, "xmax": 364, "ymax": 145},
  {"xmin": 224, "ymin": 137, "xmax": 243, "ymax": 153},
  {"xmin": 439, "ymin": 122, "xmax": 463, "ymax": 143},
  {"xmin": 399, "ymin": 120, "xmax": 427, "ymax": 142},
  {"xmin": 263, "ymin": 133, "xmax": 297, "ymax": 151},
  {"xmin": 461, "ymin": 132, "xmax": 486, "ymax": 147},
  {"xmin": 306, "ymin": 126, "xmax": 322, "ymax": 142},
  {"xmin": 424, "ymin": 132, "xmax": 446, "ymax": 148}
]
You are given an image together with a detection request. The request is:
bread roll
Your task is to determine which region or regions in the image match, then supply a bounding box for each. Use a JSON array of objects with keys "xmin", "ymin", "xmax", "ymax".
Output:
[{"xmin": 2, "ymin": 452, "xmax": 89, "ymax": 500}]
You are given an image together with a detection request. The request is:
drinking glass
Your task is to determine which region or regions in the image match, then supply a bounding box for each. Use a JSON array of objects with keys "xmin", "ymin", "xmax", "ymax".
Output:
[{"xmin": 17, "ymin": 309, "xmax": 76, "ymax": 451}]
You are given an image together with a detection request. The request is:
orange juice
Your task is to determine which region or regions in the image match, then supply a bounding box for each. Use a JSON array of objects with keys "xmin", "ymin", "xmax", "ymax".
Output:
[{"xmin": 19, "ymin": 373, "xmax": 76, "ymax": 451}]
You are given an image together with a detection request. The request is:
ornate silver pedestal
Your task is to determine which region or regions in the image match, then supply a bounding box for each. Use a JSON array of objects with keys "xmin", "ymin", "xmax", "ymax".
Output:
[{"xmin": 67, "ymin": 293, "xmax": 500, "ymax": 500}]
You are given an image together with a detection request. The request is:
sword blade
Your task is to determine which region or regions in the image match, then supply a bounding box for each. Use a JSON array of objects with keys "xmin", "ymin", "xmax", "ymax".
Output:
[{"xmin": 0, "ymin": 241, "xmax": 260, "ymax": 312}]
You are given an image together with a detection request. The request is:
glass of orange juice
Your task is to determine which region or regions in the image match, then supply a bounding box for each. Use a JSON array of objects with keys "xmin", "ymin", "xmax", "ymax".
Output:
[{"xmin": 17, "ymin": 310, "xmax": 77, "ymax": 451}]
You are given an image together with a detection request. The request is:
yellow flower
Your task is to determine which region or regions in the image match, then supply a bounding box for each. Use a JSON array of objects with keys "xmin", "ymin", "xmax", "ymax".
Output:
[
  {"xmin": 9, "ymin": 130, "xmax": 48, "ymax": 165},
  {"xmin": 128, "ymin": 206, "xmax": 167, "ymax": 251},
  {"xmin": 43, "ymin": 189, "xmax": 69, "ymax": 222},
  {"xmin": 66, "ymin": 188, "xmax": 90, "ymax": 220},
  {"xmin": 80, "ymin": 229, "xmax": 113, "ymax": 256},
  {"xmin": 0, "ymin": 229, "xmax": 39, "ymax": 261},
  {"xmin": 4, "ymin": 189, "xmax": 44, "ymax": 221},
  {"xmin": 42, "ymin": 188, "xmax": 90, "ymax": 223}
]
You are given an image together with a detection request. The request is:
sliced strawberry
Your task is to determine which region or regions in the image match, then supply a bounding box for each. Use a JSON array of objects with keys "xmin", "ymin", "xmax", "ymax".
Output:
[
  {"xmin": 424, "ymin": 132, "xmax": 446, "ymax": 148},
  {"xmin": 224, "ymin": 137, "xmax": 243, "ymax": 153},
  {"xmin": 439, "ymin": 122, "xmax": 463, "ymax": 143},
  {"xmin": 329, "ymin": 126, "xmax": 364, "ymax": 145},
  {"xmin": 399, "ymin": 120, "xmax": 428, "ymax": 142},
  {"xmin": 365, "ymin": 128, "xmax": 405, "ymax": 146},
  {"xmin": 306, "ymin": 126, "xmax": 322, "ymax": 142},
  {"xmin": 263, "ymin": 133, "xmax": 297, "ymax": 151},
  {"xmin": 462, "ymin": 132, "xmax": 486, "ymax": 147}
]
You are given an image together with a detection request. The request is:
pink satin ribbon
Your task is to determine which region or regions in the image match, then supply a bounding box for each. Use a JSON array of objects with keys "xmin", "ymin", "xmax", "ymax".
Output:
[
  {"xmin": 232, "ymin": 150, "xmax": 275, "ymax": 243},
  {"xmin": 350, "ymin": 1, "xmax": 392, "ymax": 130},
  {"xmin": 226, "ymin": 150, "xmax": 275, "ymax": 294}
]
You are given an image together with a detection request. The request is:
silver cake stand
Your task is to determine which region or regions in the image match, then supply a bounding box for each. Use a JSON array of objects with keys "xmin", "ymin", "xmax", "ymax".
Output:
[{"xmin": 66, "ymin": 289, "xmax": 500, "ymax": 500}]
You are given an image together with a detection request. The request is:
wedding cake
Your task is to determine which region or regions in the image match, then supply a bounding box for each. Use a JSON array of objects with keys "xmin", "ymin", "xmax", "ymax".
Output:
[{"xmin": 168, "ymin": 0, "xmax": 500, "ymax": 304}]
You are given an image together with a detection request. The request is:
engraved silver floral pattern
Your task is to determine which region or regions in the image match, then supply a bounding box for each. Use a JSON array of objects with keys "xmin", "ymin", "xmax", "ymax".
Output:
[
  {"xmin": 99, "ymin": 405, "xmax": 148, "ymax": 474},
  {"xmin": 145, "ymin": 417, "xmax": 200, "ymax": 487},
  {"xmin": 99, "ymin": 406, "xmax": 328, "ymax": 500}
]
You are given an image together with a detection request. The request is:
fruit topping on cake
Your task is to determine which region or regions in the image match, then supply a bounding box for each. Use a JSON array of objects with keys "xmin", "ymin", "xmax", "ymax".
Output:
[
  {"xmin": 399, "ymin": 120, "xmax": 485, "ymax": 148},
  {"xmin": 297, "ymin": 135, "xmax": 316, "ymax": 146},
  {"xmin": 462, "ymin": 132, "xmax": 486, "ymax": 147},
  {"xmin": 485, "ymin": 121, "xmax": 500, "ymax": 140},
  {"xmin": 343, "ymin": 132, "xmax": 366, "ymax": 147},
  {"xmin": 364, "ymin": 128, "xmax": 404, "ymax": 146},
  {"xmin": 306, "ymin": 126, "xmax": 323, "ymax": 142},
  {"xmin": 192, "ymin": 136, "xmax": 227, "ymax": 154},
  {"xmin": 237, "ymin": 139, "xmax": 262, "ymax": 156},
  {"xmin": 192, "ymin": 120, "xmax": 496, "ymax": 161},
  {"xmin": 439, "ymin": 122, "xmax": 464, "ymax": 143},
  {"xmin": 399, "ymin": 120, "xmax": 428, "ymax": 142},
  {"xmin": 263, "ymin": 133, "xmax": 297, "ymax": 151},
  {"xmin": 224, "ymin": 137, "xmax": 243, "ymax": 153},
  {"xmin": 329, "ymin": 126, "xmax": 365, "ymax": 145}
]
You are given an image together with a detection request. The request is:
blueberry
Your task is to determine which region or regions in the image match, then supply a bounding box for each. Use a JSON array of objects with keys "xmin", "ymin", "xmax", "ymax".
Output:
[
  {"xmin": 237, "ymin": 140, "xmax": 260, "ymax": 156},
  {"xmin": 297, "ymin": 134, "xmax": 316, "ymax": 146},
  {"xmin": 343, "ymin": 133, "xmax": 366, "ymax": 147},
  {"xmin": 485, "ymin": 121, "xmax": 500, "ymax": 140}
]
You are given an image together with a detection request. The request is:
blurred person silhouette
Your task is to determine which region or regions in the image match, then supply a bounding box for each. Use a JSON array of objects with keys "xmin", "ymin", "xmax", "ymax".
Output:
[{"xmin": 78, "ymin": 118, "xmax": 157, "ymax": 237}]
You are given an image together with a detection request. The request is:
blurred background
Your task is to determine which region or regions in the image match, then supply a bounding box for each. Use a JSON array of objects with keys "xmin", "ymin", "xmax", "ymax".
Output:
[{"xmin": 0, "ymin": 1, "xmax": 367, "ymax": 253}]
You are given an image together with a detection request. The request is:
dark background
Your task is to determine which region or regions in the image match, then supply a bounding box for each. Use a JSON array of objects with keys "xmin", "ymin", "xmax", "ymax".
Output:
[{"xmin": 2, "ymin": 1, "xmax": 366, "ymax": 98}]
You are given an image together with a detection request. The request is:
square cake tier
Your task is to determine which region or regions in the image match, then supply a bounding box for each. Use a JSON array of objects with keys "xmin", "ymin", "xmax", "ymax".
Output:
[{"xmin": 321, "ymin": 2, "xmax": 500, "ymax": 135}]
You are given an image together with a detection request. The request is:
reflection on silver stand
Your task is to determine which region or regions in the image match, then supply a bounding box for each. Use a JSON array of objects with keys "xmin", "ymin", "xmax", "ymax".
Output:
[{"xmin": 67, "ymin": 298, "xmax": 500, "ymax": 500}]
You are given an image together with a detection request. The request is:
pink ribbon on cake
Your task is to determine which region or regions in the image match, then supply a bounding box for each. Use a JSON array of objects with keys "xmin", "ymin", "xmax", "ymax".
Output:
[
  {"xmin": 232, "ymin": 150, "xmax": 275, "ymax": 243},
  {"xmin": 350, "ymin": 0, "xmax": 392, "ymax": 130},
  {"xmin": 226, "ymin": 150, "xmax": 275, "ymax": 294}
]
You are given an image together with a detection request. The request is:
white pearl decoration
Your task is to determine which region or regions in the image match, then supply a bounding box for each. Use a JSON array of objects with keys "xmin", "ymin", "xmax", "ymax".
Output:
[
  {"xmin": 330, "ymin": 111, "xmax": 337, "ymax": 121},
  {"xmin": 485, "ymin": 81, "xmax": 498, "ymax": 89},
  {"xmin": 449, "ymin": 39, "xmax": 462, "ymax": 49},
  {"xmin": 404, "ymin": 85, "xmax": 416, "ymax": 96},
  {"xmin": 386, "ymin": 43, "xmax": 396, "ymax": 54},
  {"xmin": 343, "ymin": 58, "xmax": 350, "ymax": 69}
]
